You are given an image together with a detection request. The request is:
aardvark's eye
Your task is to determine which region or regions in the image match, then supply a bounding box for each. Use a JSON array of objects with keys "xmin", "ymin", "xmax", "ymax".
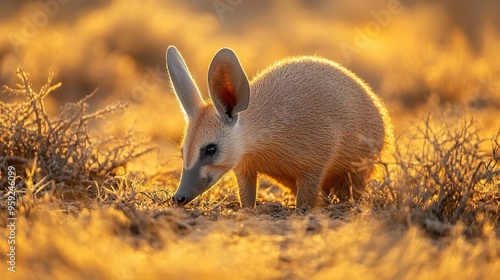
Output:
[{"xmin": 204, "ymin": 144, "xmax": 217, "ymax": 157}]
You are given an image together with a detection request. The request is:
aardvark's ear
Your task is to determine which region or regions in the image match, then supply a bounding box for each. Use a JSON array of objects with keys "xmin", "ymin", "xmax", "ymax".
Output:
[
  {"xmin": 208, "ymin": 48, "xmax": 250, "ymax": 122},
  {"xmin": 166, "ymin": 46, "xmax": 204, "ymax": 118}
]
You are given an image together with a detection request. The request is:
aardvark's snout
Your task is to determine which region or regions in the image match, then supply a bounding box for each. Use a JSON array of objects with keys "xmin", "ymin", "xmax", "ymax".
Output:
[
  {"xmin": 172, "ymin": 165, "xmax": 213, "ymax": 206},
  {"xmin": 172, "ymin": 194, "xmax": 189, "ymax": 205}
]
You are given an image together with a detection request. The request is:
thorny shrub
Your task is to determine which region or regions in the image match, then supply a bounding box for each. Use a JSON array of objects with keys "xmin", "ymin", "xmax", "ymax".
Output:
[
  {"xmin": 0, "ymin": 67, "xmax": 153, "ymax": 202},
  {"xmin": 372, "ymin": 114, "xmax": 500, "ymax": 236}
]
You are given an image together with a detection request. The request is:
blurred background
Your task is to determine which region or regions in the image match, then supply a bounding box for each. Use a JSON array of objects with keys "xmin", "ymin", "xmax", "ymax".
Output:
[{"xmin": 1, "ymin": 0, "xmax": 499, "ymax": 144}]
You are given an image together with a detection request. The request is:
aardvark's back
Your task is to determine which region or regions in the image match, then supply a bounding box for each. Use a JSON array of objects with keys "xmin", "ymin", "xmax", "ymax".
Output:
[{"xmin": 236, "ymin": 56, "xmax": 392, "ymax": 203}]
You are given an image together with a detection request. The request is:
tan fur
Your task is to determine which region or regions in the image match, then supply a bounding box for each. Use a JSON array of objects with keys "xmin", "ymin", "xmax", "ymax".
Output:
[{"xmin": 167, "ymin": 47, "xmax": 393, "ymax": 208}]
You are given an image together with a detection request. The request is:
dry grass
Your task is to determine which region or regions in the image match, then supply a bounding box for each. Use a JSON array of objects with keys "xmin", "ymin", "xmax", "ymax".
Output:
[
  {"xmin": 0, "ymin": 70, "xmax": 499, "ymax": 279},
  {"xmin": 370, "ymin": 114, "xmax": 500, "ymax": 237},
  {"xmin": 0, "ymin": 67, "xmax": 153, "ymax": 203}
]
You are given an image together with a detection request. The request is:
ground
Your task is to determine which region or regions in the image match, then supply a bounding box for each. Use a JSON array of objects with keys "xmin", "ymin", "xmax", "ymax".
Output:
[{"xmin": 2, "ymin": 195, "xmax": 499, "ymax": 279}]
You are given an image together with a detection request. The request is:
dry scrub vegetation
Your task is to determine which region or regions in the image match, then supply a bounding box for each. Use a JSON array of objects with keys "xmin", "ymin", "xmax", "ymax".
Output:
[
  {"xmin": 0, "ymin": 70, "xmax": 499, "ymax": 279},
  {"xmin": 0, "ymin": 68, "xmax": 153, "ymax": 204},
  {"xmin": 371, "ymin": 115, "xmax": 500, "ymax": 236}
]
